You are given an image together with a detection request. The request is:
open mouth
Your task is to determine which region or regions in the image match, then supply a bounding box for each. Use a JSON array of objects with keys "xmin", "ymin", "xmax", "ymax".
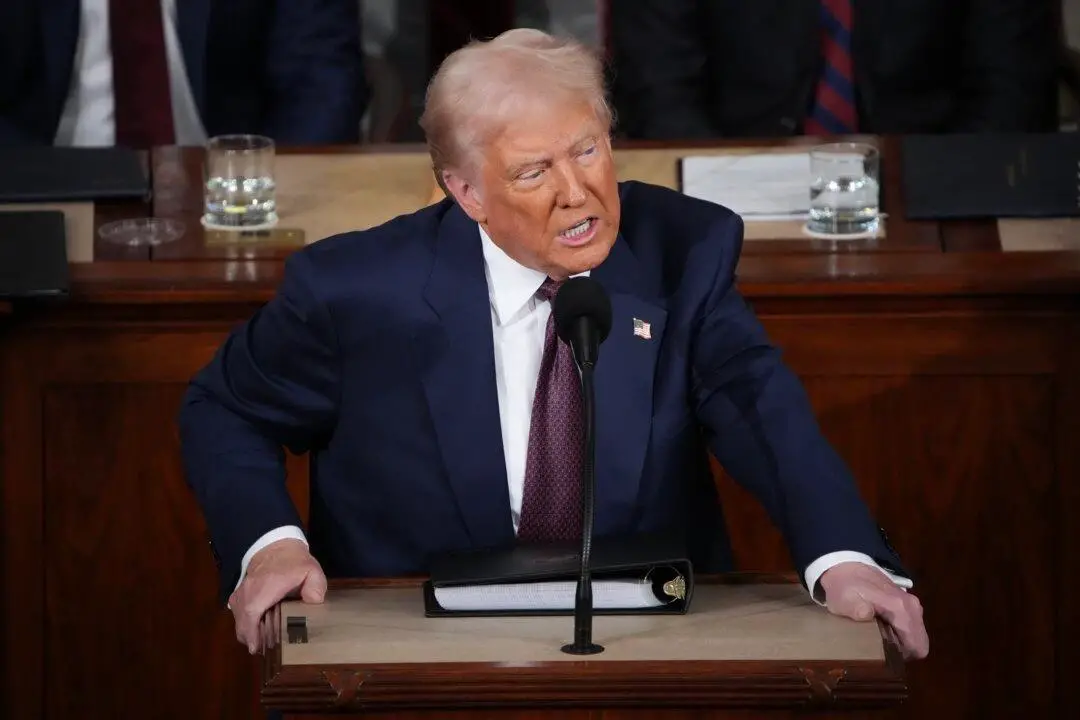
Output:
[{"xmin": 557, "ymin": 217, "xmax": 598, "ymax": 245}]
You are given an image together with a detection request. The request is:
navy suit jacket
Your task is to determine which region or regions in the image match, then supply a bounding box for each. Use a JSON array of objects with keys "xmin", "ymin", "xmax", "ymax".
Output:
[
  {"xmin": 179, "ymin": 181, "xmax": 904, "ymax": 600},
  {"xmin": 0, "ymin": 0, "xmax": 366, "ymax": 145}
]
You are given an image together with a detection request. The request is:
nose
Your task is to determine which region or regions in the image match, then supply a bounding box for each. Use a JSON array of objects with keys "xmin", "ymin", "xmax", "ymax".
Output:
[{"xmin": 554, "ymin": 163, "xmax": 587, "ymax": 208}]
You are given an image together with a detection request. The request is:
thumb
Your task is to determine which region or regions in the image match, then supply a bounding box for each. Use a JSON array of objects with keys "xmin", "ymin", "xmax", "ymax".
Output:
[
  {"xmin": 828, "ymin": 588, "xmax": 877, "ymax": 622},
  {"xmin": 300, "ymin": 567, "xmax": 327, "ymax": 603}
]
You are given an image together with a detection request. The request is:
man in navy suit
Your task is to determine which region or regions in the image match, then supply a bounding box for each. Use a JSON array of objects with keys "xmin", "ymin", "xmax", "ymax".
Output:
[
  {"xmin": 0, "ymin": 0, "xmax": 366, "ymax": 147},
  {"xmin": 179, "ymin": 29, "xmax": 929, "ymax": 659}
]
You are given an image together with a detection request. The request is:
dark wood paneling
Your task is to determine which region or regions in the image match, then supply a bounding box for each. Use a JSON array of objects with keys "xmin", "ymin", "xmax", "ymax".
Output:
[
  {"xmin": 293, "ymin": 712, "xmax": 897, "ymax": 719},
  {"xmin": 1, "ymin": 330, "xmax": 46, "ymax": 720},
  {"xmin": 1056, "ymin": 318, "xmax": 1080, "ymax": 718},
  {"xmin": 292, "ymin": 713, "xmax": 600, "ymax": 720},
  {"xmin": 941, "ymin": 220, "xmax": 1002, "ymax": 252},
  {"xmin": 764, "ymin": 313, "xmax": 1061, "ymax": 376},
  {"xmin": 598, "ymin": 712, "xmax": 895, "ymax": 720},
  {"xmin": 0, "ymin": 325, "xmax": 314, "ymax": 720},
  {"xmin": 716, "ymin": 371, "xmax": 1058, "ymax": 720},
  {"xmin": 42, "ymin": 382, "xmax": 258, "ymax": 720}
]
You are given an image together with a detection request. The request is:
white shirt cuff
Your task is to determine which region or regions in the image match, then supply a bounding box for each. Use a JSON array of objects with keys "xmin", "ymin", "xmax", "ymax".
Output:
[
  {"xmin": 227, "ymin": 526, "xmax": 308, "ymax": 607},
  {"xmin": 803, "ymin": 551, "xmax": 914, "ymax": 605}
]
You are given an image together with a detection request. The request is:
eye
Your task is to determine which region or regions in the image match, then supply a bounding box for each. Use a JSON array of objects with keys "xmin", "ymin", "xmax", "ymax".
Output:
[
  {"xmin": 517, "ymin": 168, "xmax": 544, "ymax": 182},
  {"xmin": 578, "ymin": 144, "xmax": 598, "ymax": 157}
]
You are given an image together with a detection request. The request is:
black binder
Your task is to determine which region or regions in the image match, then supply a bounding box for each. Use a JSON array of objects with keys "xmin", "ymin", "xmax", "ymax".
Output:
[
  {"xmin": 901, "ymin": 133, "xmax": 1080, "ymax": 220},
  {"xmin": 0, "ymin": 147, "xmax": 148, "ymax": 202},
  {"xmin": 0, "ymin": 211, "xmax": 68, "ymax": 299},
  {"xmin": 423, "ymin": 532, "xmax": 695, "ymax": 617}
]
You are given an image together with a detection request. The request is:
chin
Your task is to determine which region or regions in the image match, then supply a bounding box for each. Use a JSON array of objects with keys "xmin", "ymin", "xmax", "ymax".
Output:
[{"xmin": 564, "ymin": 239, "xmax": 613, "ymax": 276}]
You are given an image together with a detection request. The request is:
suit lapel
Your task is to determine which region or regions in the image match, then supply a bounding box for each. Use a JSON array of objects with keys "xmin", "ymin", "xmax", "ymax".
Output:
[
  {"xmin": 175, "ymin": 0, "xmax": 211, "ymax": 118},
  {"xmin": 590, "ymin": 235, "xmax": 667, "ymax": 536},
  {"xmin": 40, "ymin": 0, "xmax": 80, "ymax": 117},
  {"xmin": 419, "ymin": 204, "xmax": 514, "ymax": 549}
]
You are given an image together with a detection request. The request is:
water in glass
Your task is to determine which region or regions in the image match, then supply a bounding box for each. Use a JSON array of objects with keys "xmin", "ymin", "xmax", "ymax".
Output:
[
  {"xmin": 808, "ymin": 173, "xmax": 879, "ymax": 235},
  {"xmin": 807, "ymin": 143, "xmax": 880, "ymax": 235},
  {"xmin": 203, "ymin": 134, "xmax": 278, "ymax": 228},
  {"xmin": 204, "ymin": 174, "xmax": 277, "ymax": 227}
]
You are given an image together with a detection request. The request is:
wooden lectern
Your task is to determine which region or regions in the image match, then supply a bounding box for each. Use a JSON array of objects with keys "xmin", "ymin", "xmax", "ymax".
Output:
[{"xmin": 263, "ymin": 575, "xmax": 905, "ymax": 719}]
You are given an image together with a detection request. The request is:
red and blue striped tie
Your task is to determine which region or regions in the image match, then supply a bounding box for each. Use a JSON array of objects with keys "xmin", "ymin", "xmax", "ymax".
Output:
[{"xmin": 805, "ymin": 0, "xmax": 857, "ymax": 135}]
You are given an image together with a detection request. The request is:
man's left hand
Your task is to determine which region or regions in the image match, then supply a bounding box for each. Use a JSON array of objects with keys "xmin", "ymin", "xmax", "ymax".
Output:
[{"xmin": 819, "ymin": 561, "xmax": 929, "ymax": 660}]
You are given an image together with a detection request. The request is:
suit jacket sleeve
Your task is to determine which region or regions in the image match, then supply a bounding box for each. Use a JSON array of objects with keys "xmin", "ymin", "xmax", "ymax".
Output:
[
  {"xmin": 178, "ymin": 250, "xmax": 340, "ymax": 597},
  {"xmin": 264, "ymin": 0, "xmax": 368, "ymax": 143},
  {"xmin": 956, "ymin": 0, "xmax": 1058, "ymax": 131},
  {"xmin": 689, "ymin": 213, "xmax": 903, "ymax": 581},
  {"xmin": 610, "ymin": 0, "xmax": 715, "ymax": 139}
]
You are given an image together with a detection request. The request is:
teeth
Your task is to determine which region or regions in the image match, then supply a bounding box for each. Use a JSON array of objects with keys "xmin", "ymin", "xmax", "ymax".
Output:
[{"xmin": 561, "ymin": 219, "xmax": 591, "ymax": 238}]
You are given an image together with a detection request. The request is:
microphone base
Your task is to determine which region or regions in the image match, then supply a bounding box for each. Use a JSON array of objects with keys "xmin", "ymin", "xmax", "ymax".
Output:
[{"xmin": 561, "ymin": 642, "xmax": 605, "ymax": 656}]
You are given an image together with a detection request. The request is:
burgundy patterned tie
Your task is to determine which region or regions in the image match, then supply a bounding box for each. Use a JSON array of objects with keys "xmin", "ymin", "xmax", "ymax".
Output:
[
  {"xmin": 109, "ymin": 0, "xmax": 176, "ymax": 148},
  {"xmin": 517, "ymin": 278, "xmax": 584, "ymax": 542}
]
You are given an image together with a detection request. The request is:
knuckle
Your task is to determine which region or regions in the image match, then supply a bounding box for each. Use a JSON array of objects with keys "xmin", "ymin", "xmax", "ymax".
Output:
[{"xmin": 888, "ymin": 596, "xmax": 910, "ymax": 618}]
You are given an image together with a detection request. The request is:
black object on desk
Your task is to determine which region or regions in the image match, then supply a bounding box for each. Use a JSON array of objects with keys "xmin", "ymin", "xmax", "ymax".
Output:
[
  {"xmin": 0, "ymin": 211, "xmax": 69, "ymax": 299},
  {"xmin": 423, "ymin": 531, "xmax": 695, "ymax": 618},
  {"xmin": 902, "ymin": 133, "xmax": 1080, "ymax": 219},
  {"xmin": 0, "ymin": 146, "xmax": 148, "ymax": 202},
  {"xmin": 286, "ymin": 617, "xmax": 308, "ymax": 644}
]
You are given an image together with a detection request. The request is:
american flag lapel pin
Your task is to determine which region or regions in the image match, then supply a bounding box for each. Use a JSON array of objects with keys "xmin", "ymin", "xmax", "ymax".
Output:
[{"xmin": 632, "ymin": 317, "xmax": 652, "ymax": 340}]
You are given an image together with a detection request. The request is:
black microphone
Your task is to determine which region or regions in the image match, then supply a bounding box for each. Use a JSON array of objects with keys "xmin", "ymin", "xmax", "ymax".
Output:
[{"xmin": 551, "ymin": 276, "xmax": 613, "ymax": 655}]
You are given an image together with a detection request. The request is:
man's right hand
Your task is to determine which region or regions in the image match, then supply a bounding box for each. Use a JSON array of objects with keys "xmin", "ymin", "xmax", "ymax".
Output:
[{"xmin": 228, "ymin": 538, "xmax": 327, "ymax": 654}]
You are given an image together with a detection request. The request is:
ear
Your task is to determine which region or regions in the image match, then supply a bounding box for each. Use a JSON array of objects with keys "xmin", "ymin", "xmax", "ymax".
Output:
[{"xmin": 441, "ymin": 169, "xmax": 487, "ymax": 225}]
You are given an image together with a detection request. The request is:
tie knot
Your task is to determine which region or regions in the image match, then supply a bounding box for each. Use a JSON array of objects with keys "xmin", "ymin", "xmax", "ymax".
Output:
[{"xmin": 536, "ymin": 278, "xmax": 562, "ymax": 303}]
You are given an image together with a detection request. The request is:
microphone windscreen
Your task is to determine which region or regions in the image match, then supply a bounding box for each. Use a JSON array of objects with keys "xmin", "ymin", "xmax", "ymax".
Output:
[{"xmin": 552, "ymin": 276, "xmax": 613, "ymax": 346}]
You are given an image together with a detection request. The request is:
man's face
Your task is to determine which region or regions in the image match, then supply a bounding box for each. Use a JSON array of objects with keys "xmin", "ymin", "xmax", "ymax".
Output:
[{"xmin": 446, "ymin": 100, "xmax": 621, "ymax": 279}]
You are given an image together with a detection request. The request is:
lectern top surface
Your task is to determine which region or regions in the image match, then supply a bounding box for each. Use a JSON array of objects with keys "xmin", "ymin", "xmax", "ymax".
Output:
[{"xmin": 278, "ymin": 582, "xmax": 886, "ymax": 667}]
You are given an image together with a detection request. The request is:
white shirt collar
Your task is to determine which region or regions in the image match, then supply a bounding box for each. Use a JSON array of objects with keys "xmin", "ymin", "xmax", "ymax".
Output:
[{"xmin": 479, "ymin": 224, "xmax": 590, "ymax": 325}]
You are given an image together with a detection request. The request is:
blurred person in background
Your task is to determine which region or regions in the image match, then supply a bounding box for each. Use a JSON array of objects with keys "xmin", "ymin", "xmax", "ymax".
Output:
[
  {"xmin": 0, "ymin": 0, "xmax": 368, "ymax": 147},
  {"xmin": 610, "ymin": 0, "xmax": 1059, "ymax": 139}
]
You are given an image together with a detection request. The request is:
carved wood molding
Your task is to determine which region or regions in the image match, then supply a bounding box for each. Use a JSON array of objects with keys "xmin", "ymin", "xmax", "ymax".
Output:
[{"xmin": 262, "ymin": 656, "xmax": 905, "ymax": 712}]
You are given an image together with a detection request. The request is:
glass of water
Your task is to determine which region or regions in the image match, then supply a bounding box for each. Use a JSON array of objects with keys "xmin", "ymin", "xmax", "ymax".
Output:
[
  {"xmin": 202, "ymin": 134, "xmax": 278, "ymax": 229},
  {"xmin": 807, "ymin": 142, "xmax": 880, "ymax": 236}
]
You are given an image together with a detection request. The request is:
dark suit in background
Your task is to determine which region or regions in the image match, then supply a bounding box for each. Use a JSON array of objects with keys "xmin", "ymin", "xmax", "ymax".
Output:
[
  {"xmin": 0, "ymin": 0, "xmax": 367, "ymax": 146},
  {"xmin": 610, "ymin": 0, "xmax": 1059, "ymax": 139}
]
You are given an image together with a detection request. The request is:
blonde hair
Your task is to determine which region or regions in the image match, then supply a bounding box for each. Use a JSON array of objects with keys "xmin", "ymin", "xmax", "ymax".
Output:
[{"xmin": 419, "ymin": 28, "xmax": 613, "ymax": 178}]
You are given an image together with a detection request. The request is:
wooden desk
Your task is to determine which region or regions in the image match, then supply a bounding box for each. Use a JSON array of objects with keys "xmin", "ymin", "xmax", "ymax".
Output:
[
  {"xmin": 264, "ymin": 576, "xmax": 905, "ymax": 718},
  {"xmin": 1, "ymin": 139, "xmax": 1078, "ymax": 720}
]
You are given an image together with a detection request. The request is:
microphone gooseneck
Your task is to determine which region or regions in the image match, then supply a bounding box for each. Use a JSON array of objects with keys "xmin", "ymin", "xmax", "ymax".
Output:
[{"xmin": 551, "ymin": 277, "xmax": 612, "ymax": 656}]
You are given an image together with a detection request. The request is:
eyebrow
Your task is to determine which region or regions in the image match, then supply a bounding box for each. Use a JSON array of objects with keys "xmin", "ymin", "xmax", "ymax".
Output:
[
  {"xmin": 505, "ymin": 134, "xmax": 600, "ymax": 177},
  {"xmin": 571, "ymin": 133, "xmax": 599, "ymax": 150},
  {"xmin": 506, "ymin": 156, "xmax": 550, "ymax": 178}
]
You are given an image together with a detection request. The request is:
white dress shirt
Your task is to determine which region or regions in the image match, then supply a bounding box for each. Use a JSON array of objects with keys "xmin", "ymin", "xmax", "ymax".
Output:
[
  {"xmin": 53, "ymin": 0, "xmax": 207, "ymax": 147},
  {"xmin": 235, "ymin": 225, "xmax": 912, "ymax": 604}
]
